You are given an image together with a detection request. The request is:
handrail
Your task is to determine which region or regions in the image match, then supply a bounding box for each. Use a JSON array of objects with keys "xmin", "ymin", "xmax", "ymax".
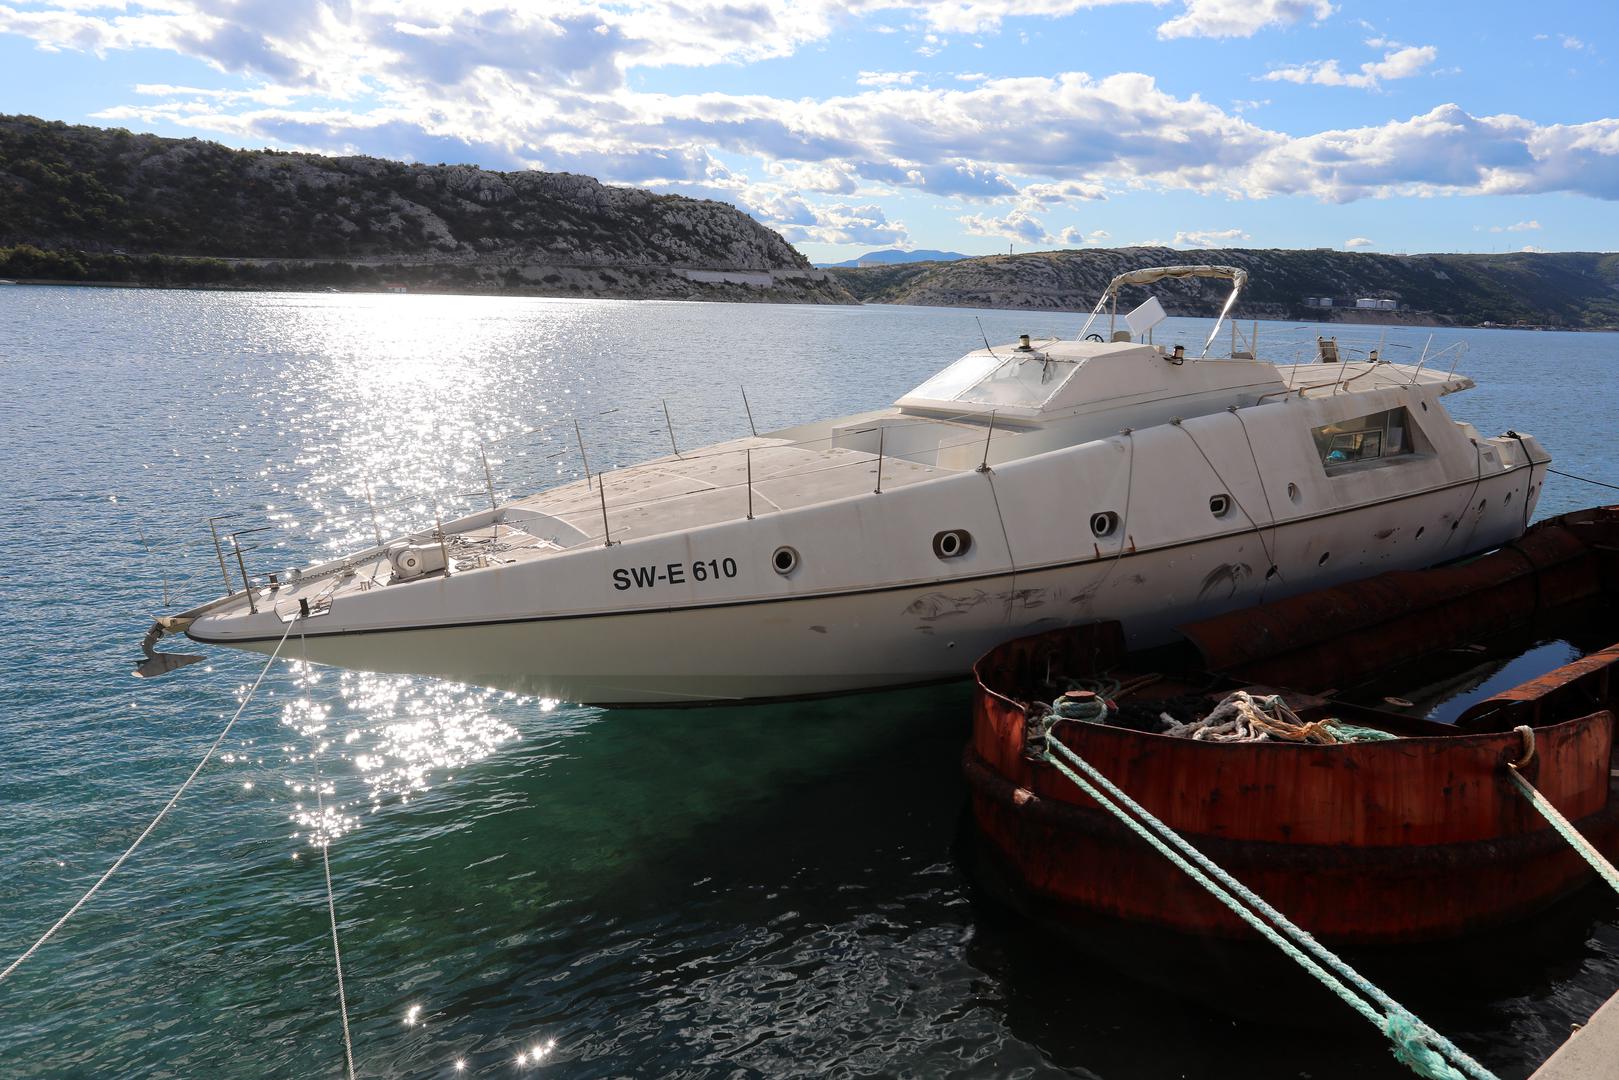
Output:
[{"xmin": 1075, "ymin": 264, "xmax": 1248, "ymax": 357}]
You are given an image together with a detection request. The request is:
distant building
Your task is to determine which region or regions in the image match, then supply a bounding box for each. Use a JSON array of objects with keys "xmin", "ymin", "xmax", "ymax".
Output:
[
  {"xmin": 1355, "ymin": 297, "xmax": 1397, "ymax": 310},
  {"xmin": 383, "ymin": 283, "xmax": 408, "ymax": 294},
  {"xmin": 1304, "ymin": 296, "xmax": 1333, "ymax": 308}
]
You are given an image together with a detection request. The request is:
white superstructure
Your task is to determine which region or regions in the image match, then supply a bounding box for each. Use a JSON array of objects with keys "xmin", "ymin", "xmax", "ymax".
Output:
[{"xmin": 146, "ymin": 266, "xmax": 1549, "ymax": 705}]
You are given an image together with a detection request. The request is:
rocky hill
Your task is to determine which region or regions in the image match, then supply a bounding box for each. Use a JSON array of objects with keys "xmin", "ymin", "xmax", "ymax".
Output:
[
  {"xmin": 0, "ymin": 114, "xmax": 851, "ymax": 302},
  {"xmin": 829, "ymin": 247, "xmax": 1619, "ymax": 329}
]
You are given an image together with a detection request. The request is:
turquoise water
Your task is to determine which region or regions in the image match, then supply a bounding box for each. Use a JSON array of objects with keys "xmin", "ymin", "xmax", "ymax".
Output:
[{"xmin": 1, "ymin": 287, "xmax": 1616, "ymax": 1078}]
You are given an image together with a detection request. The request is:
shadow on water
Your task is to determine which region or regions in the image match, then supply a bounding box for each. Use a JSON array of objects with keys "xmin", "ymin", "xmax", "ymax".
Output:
[{"xmin": 275, "ymin": 674, "xmax": 1617, "ymax": 1079}]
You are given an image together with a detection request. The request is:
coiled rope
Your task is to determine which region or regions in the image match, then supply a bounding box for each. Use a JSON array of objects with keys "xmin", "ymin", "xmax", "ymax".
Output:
[
  {"xmin": 0, "ymin": 617, "xmax": 298, "ymax": 987},
  {"xmin": 1037, "ymin": 721, "xmax": 1497, "ymax": 1080}
]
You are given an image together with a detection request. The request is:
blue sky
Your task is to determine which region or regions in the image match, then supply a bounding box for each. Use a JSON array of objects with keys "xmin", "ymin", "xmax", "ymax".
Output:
[{"xmin": 2, "ymin": 1, "xmax": 1615, "ymax": 262}]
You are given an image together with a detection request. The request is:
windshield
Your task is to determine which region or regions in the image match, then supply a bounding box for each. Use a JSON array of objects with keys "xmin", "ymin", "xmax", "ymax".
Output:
[{"xmin": 906, "ymin": 351, "xmax": 1079, "ymax": 408}]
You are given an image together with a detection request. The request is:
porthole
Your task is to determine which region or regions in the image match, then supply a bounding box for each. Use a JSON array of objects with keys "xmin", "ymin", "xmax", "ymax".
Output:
[
  {"xmin": 772, "ymin": 545, "xmax": 800, "ymax": 575},
  {"xmin": 1090, "ymin": 511, "xmax": 1120, "ymax": 538},
  {"xmin": 1287, "ymin": 482, "xmax": 1301, "ymax": 503},
  {"xmin": 1319, "ymin": 552, "xmax": 1331, "ymax": 566},
  {"xmin": 1208, "ymin": 494, "xmax": 1231, "ymax": 518},
  {"xmin": 932, "ymin": 529, "xmax": 973, "ymax": 559}
]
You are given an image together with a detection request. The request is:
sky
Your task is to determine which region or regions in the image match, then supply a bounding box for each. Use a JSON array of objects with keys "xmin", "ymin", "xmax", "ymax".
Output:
[{"xmin": 1, "ymin": 1, "xmax": 1616, "ymax": 263}]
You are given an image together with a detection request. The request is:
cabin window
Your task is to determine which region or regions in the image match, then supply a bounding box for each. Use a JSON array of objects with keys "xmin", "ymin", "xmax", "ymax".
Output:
[{"xmin": 1312, "ymin": 408, "xmax": 1416, "ymax": 472}]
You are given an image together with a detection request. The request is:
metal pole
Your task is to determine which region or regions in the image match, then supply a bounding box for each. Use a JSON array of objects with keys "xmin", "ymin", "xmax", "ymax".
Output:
[
  {"xmin": 741, "ymin": 386, "xmax": 757, "ymax": 437},
  {"xmin": 479, "ymin": 443, "xmax": 497, "ymax": 513},
  {"xmin": 978, "ymin": 411, "xmax": 997, "ymax": 473},
  {"xmin": 746, "ymin": 447, "xmax": 754, "ymax": 520},
  {"xmin": 573, "ymin": 418, "xmax": 592, "ymax": 491},
  {"xmin": 435, "ymin": 511, "xmax": 451, "ymax": 576},
  {"xmin": 873, "ymin": 427, "xmax": 885, "ymax": 494},
  {"xmin": 363, "ymin": 480, "xmax": 383, "ymax": 548},
  {"xmin": 597, "ymin": 477, "xmax": 614, "ymax": 547},
  {"xmin": 137, "ymin": 523, "xmax": 173, "ymax": 607},
  {"xmin": 208, "ymin": 516, "xmax": 234, "ymax": 595},
  {"xmin": 231, "ymin": 537, "xmax": 257, "ymax": 614},
  {"xmin": 1411, "ymin": 333, "xmax": 1433, "ymax": 385},
  {"xmin": 662, "ymin": 399, "xmax": 681, "ymax": 459}
]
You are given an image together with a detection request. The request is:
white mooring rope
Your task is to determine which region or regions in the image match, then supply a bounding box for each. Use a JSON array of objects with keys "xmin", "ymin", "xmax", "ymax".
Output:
[
  {"xmin": 0, "ymin": 618, "xmax": 298, "ymax": 987},
  {"xmin": 305, "ymin": 625, "xmax": 358, "ymax": 1080}
]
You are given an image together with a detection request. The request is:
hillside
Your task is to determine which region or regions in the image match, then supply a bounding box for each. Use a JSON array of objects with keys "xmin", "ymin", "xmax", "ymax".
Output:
[
  {"xmin": 828, "ymin": 247, "xmax": 1619, "ymax": 329},
  {"xmin": 0, "ymin": 114, "xmax": 851, "ymax": 303}
]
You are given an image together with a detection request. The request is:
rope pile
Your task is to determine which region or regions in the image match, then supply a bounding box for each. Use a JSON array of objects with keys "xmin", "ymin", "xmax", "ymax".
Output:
[
  {"xmin": 1034, "ymin": 683, "xmax": 1398, "ymax": 744},
  {"xmin": 1160, "ymin": 691, "xmax": 1397, "ymax": 744}
]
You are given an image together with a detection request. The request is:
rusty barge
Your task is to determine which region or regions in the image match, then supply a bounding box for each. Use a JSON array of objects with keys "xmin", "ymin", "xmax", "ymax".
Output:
[{"xmin": 964, "ymin": 506, "xmax": 1619, "ymax": 946}]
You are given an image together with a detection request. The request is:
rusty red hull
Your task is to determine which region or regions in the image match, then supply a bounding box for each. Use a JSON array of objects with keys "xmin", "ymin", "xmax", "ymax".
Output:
[
  {"xmin": 966, "ymin": 509, "xmax": 1619, "ymax": 946},
  {"xmin": 1179, "ymin": 505, "xmax": 1619, "ymax": 690}
]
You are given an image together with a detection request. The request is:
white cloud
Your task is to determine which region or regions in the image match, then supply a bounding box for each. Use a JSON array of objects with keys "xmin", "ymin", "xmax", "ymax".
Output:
[
  {"xmin": 1158, "ymin": 0, "xmax": 1333, "ymax": 40},
  {"xmin": 1561, "ymin": 35, "xmax": 1588, "ymax": 52},
  {"xmin": 132, "ymin": 82, "xmax": 299, "ymax": 106},
  {"xmin": 1240, "ymin": 103, "xmax": 1619, "ymax": 204},
  {"xmin": 1344, "ymin": 236, "xmax": 1373, "ymax": 248},
  {"xmin": 857, "ymin": 70, "xmax": 922, "ymax": 87},
  {"xmin": 762, "ymin": 197, "xmax": 910, "ymax": 245},
  {"xmin": 1173, "ymin": 227, "xmax": 1248, "ymax": 247},
  {"xmin": 1263, "ymin": 44, "xmax": 1437, "ymax": 90},
  {"xmin": 1521, "ymin": 244, "xmax": 1546, "ymax": 252},
  {"xmin": 960, "ymin": 207, "xmax": 1050, "ymax": 244},
  {"xmin": 1019, "ymin": 179, "xmax": 1109, "ymax": 207},
  {"xmin": 764, "ymin": 159, "xmax": 861, "ymax": 194},
  {"xmin": 1057, "ymin": 226, "xmax": 1111, "ymax": 245},
  {"xmin": 1490, "ymin": 219, "xmax": 1541, "ymax": 232}
]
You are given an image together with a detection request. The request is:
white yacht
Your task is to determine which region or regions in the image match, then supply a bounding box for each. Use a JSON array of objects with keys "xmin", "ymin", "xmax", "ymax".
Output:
[{"xmin": 142, "ymin": 266, "xmax": 1549, "ymax": 704}]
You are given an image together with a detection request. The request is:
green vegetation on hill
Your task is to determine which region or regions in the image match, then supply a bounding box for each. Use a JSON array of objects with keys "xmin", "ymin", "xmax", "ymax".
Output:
[
  {"xmin": 828, "ymin": 247, "xmax": 1619, "ymax": 329},
  {"xmin": 0, "ymin": 114, "xmax": 852, "ymax": 303}
]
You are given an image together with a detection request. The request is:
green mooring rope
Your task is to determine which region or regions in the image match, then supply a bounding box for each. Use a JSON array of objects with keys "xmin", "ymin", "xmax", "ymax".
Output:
[
  {"xmin": 1039, "ymin": 727, "xmax": 1497, "ymax": 1080},
  {"xmin": 1507, "ymin": 764, "xmax": 1619, "ymax": 895}
]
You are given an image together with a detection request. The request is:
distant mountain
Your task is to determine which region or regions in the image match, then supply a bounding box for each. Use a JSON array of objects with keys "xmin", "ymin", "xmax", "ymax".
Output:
[
  {"xmin": 817, "ymin": 248, "xmax": 970, "ymax": 268},
  {"xmin": 825, "ymin": 246, "xmax": 1619, "ymax": 329},
  {"xmin": 0, "ymin": 114, "xmax": 853, "ymax": 303}
]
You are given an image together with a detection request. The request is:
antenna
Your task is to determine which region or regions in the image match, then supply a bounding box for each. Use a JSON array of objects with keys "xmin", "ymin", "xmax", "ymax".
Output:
[{"xmin": 975, "ymin": 316, "xmax": 999, "ymax": 358}]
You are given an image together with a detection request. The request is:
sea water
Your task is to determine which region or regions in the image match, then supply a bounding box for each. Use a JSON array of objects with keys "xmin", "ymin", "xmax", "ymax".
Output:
[{"xmin": 1, "ymin": 286, "xmax": 1616, "ymax": 1077}]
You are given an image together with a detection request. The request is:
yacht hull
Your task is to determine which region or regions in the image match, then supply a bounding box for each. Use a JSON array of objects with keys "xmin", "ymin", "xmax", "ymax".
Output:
[{"xmin": 203, "ymin": 469, "xmax": 1535, "ymax": 705}]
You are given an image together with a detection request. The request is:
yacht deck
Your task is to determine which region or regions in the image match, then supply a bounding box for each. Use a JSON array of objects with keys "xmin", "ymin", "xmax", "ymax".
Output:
[{"xmin": 509, "ymin": 435, "xmax": 961, "ymax": 547}]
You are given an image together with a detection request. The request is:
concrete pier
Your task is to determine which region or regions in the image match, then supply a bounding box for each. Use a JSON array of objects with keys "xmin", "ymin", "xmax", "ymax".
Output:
[{"xmin": 1530, "ymin": 986, "xmax": 1619, "ymax": 1079}]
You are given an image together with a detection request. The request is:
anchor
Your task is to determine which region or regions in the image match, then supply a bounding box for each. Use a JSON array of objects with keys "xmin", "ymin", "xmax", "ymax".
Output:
[{"xmin": 133, "ymin": 616, "xmax": 205, "ymax": 678}]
